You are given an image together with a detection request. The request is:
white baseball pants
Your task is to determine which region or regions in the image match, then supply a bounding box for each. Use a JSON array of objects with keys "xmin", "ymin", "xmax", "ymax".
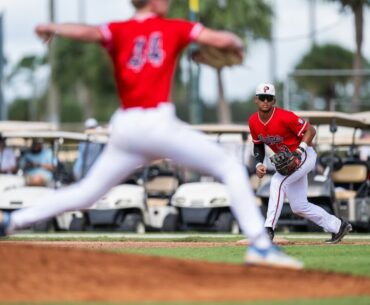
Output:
[
  {"xmin": 265, "ymin": 147, "xmax": 341, "ymax": 233},
  {"xmin": 12, "ymin": 104, "xmax": 268, "ymax": 243}
]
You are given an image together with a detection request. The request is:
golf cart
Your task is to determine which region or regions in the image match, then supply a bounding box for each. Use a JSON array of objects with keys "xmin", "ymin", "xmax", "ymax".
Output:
[
  {"xmin": 75, "ymin": 128, "xmax": 180, "ymax": 233},
  {"xmin": 0, "ymin": 121, "xmax": 57, "ymax": 197},
  {"xmin": 0, "ymin": 128, "xmax": 96, "ymax": 232},
  {"xmin": 256, "ymin": 111, "xmax": 370, "ymax": 231},
  {"xmin": 169, "ymin": 124, "xmax": 250, "ymax": 234},
  {"xmin": 319, "ymin": 121, "xmax": 370, "ymax": 231}
]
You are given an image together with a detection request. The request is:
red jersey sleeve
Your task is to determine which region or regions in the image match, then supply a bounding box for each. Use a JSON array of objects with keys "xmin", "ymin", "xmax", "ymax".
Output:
[
  {"xmin": 169, "ymin": 19, "xmax": 204, "ymax": 49},
  {"xmin": 98, "ymin": 22, "xmax": 123, "ymax": 51},
  {"xmin": 284, "ymin": 111, "xmax": 308, "ymax": 138}
]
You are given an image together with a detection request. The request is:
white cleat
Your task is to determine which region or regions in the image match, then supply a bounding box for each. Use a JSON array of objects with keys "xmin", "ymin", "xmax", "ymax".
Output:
[{"xmin": 245, "ymin": 245, "xmax": 304, "ymax": 270}]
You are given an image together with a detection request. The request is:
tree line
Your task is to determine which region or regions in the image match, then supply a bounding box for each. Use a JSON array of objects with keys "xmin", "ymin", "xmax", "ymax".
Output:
[{"xmin": 5, "ymin": 0, "xmax": 370, "ymax": 126}]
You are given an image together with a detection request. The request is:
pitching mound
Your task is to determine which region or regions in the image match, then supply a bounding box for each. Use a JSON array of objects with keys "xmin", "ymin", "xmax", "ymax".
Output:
[{"xmin": 1, "ymin": 244, "xmax": 370, "ymax": 303}]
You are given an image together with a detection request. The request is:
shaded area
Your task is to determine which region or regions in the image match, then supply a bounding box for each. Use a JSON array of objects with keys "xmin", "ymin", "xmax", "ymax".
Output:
[{"xmin": 0, "ymin": 244, "xmax": 370, "ymax": 303}]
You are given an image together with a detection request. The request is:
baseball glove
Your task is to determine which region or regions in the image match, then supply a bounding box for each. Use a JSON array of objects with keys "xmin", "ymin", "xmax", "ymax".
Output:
[
  {"xmin": 270, "ymin": 150, "xmax": 301, "ymax": 176},
  {"xmin": 191, "ymin": 45, "xmax": 243, "ymax": 69}
]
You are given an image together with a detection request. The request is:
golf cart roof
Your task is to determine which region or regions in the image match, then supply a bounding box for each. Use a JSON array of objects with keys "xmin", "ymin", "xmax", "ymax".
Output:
[
  {"xmin": 352, "ymin": 112, "xmax": 370, "ymax": 126},
  {"xmin": 0, "ymin": 121, "xmax": 57, "ymax": 132},
  {"xmin": 192, "ymin": 124, "xmax": 249, "ymax": 134},
  {"xmin": 1, "ymin": 130, "xmax": 90, "ymax": 143},
  {"xmin": 294, "ymin": 111, "xmax": 368, "ymax": 129},
  {"xmin": 318, "ymin": 135, "xmax": 370, "ymax": 146},
  {"xmin": 85, "ymin": 124, "xmax": 250, "ymax": 135}
]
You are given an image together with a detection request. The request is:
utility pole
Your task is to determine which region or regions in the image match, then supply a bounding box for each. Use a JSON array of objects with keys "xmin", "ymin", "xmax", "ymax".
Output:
[
  {"xmin": 309, "ymin": 0, "xmax": 317, "ymax": 47},
  {"xmin": 188, "ymin": 0, "xmax": 202, "ymax": 124},
  {"xmin": 47, "ymin": 0, "xmax": 60, "ymax": 124},
  {"xmin": 0, "ymin": 13, "xmax": 5, "ymax": 120},
  {"xmin": 78, "ymin": 0, "xmax": 86, "ymax": 23},
  {"xmin": 269, "ymin": 0, "xmax": 277, "ymax": 83}
]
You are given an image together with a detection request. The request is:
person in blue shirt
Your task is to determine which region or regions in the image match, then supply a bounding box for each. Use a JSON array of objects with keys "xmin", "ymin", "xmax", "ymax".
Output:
[
  {"xmin": 73, "ymin": 118, "xmax": 104, "ymax": 181},
  {"xmin": 20, "ymin": 138, "xmax": 56, "ymax": 186}
]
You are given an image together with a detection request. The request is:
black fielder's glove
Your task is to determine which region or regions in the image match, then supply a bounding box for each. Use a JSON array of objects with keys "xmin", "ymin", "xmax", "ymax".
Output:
[{"xmin": 270, "ymin": 150, "xmax": 301, "ymax": 176}]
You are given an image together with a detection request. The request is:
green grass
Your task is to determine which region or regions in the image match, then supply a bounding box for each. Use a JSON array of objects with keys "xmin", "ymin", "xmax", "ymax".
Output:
[
  {"xmin": 287, "ymin": 244, "xmax": 370, "ymax": 276},
  {"xmin": 113, "ymin": 244, "xmax": 370, "ymax": 277}
]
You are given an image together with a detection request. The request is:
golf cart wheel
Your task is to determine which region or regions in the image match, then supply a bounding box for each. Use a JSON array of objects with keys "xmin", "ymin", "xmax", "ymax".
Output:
[
  {"xmin": 162, "ymin": 214, "xmax": 180, "ymax": 232},
  {"xmin": 216, "ymin": 212, "xmax": 240, "ymax": 234},
  {"xmin": 119, "ymin": 213, "xmax": 146, "ymax": 233},
  {"xmin": 33, "ymin": 219, "xmax": 54, "ymax": 232}
]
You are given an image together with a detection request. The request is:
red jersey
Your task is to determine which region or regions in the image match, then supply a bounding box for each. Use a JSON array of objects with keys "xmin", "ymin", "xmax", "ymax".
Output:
[
  {"xmin": 249, "ymin": 107, "xmax": 308, "ymax": 153},
  {"xmin": 99, "ymin": 14, "xmax": 203, "ymax": 109}
]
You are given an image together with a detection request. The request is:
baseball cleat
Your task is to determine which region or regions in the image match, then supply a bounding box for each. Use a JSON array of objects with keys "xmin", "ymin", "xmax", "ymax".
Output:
[
  {"xmin": 266, "ymin": 227, "xmax": 274, "ymax": 241},
  {"xmin": 325, "ymin": 218, "xmax": 352, "ymax": 244},
  {"xmin": 0, "ymin": 211, "xmax": 11, "ymax": 237},
  {"xmin": 245, "ymin": 245, "xmax": 303, "ymax": 270}
]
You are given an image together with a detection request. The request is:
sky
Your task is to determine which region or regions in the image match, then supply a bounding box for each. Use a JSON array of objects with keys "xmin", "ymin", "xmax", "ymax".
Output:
[{"xmin": 0, "ymin": 0, "xmax": 369, "ymax": 106}]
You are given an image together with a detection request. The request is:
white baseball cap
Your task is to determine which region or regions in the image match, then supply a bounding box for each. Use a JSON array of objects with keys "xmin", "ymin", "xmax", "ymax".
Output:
[
  {"xmin": 256, "ymin": 83, "xmax": 275, "ymax": 96},
  {"xmin": 84, "ymin": 118, "xmax": 99, "ymax": 129}
]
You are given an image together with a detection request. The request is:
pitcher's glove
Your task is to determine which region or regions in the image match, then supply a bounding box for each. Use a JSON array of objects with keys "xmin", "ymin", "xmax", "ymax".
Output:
[
  {"xmin": 270, "ymin": 150, "xmax": 301, "ymax": 176},
  {"xmin": 191, "ymin": 45, "xmax": 243, "ymax": 69}
]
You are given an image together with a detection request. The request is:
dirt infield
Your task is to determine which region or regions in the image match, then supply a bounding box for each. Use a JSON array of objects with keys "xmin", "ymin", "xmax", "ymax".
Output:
[{"xmin": 1, "ymin": 242, "xmax": 370, "ymax": 303}]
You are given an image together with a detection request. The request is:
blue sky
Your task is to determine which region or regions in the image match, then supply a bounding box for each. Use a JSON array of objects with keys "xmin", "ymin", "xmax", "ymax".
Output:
[{"xmin": 0, "ymin": 0, "xmax": 369, "ymax": 105}]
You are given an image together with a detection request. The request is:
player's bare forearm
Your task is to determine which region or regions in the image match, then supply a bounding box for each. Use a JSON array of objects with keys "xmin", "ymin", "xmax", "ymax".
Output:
[
  {"xmin": 195, "ymin": 28, "xmax": 244, "ymax": 56},
  {"xmin": 302, "ymin": 124, "xmax": 316, "ymax": 146},
  {"xmin": 35, "ymin": 23, "xmax": 103, "ymax": 43}
]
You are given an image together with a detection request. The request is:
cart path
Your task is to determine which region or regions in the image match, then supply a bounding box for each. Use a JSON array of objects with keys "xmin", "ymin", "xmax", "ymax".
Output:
[{"xmin": 0, "ymin": 243, "xmax": 370, "ymax": 302}]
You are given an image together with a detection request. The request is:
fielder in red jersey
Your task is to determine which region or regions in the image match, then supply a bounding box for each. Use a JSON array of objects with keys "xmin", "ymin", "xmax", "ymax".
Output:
[
  {"xmin": 249, "ymin": 83, "xmax": 352, "ymax": 244},
  {"xmin": 0, "ymin": 0, "xmax": 303, "ymax": 269},
  {"xmin": 249, "ymin": 106, "xmax": 308, "ymax": 154}
]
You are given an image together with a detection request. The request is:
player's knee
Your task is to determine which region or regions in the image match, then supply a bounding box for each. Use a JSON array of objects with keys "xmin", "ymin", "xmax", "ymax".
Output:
[{"xmin": 291, "ymin": 202, "xmax": 309, "ymax": 215}]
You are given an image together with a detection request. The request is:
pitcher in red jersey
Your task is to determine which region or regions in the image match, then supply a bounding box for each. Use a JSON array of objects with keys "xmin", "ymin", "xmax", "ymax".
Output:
[
  {"xmin": 0, "ymin": 0, "xmax": 303, "ymax": 269},
  {"xmin": 249, "ymin": 83, "xmax": 352, "ymax": 244}
]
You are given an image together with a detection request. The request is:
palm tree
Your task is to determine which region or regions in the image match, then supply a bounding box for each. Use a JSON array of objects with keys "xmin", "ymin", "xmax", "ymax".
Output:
[
  {"xmin": 294, "ymin": 44, "xmax": 368, "ymax": 111},
  {"xmin": 47, "ymin": 0, "xmax": 60, "ymax": 123},
  {"xmin": 326, "ymin": 0, "xmax": 370, "ymax": 112}
]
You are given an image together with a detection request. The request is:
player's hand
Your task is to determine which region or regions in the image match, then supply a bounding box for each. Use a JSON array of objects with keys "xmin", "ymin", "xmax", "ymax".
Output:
[
  {"xmin": 35, "ymin": 24, "xmax": 54, "ymax": 43},
  {"xmin": 256, "ymin": 164, "xmax": 267, "ymax": 178}
]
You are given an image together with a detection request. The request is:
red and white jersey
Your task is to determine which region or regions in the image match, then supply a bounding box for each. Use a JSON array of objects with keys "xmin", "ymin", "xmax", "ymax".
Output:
[
  {"xmin": 99, "ymin": 14, "xmax": 203, "ymax": 109},
  {"xmin": 249, "ymin": 107, "xmax": 308, "ymax": 153}
]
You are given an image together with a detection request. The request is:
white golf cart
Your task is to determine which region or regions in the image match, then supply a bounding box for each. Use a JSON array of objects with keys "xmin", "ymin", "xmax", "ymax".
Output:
[
  {"xmin": 0, "ymin": 121, "xmax": 57, "ymax": 195},
  {"xmin": 256, "ymin": 111, "xmax": 370, "ymax": 231},
  {"xmin": 75, "ymin": 128, "xmax": 180, "ymax": 233},
  {"xmin": 169, "ymin": 124, "xmax": 251, "ymax": 234},
  {"xmin": 0, "ymin": 128, "xmax": 96, "ymax": 232},
  {"xmin": 320, "ymin": 119, "xmax": 370, "ymax": 231}
]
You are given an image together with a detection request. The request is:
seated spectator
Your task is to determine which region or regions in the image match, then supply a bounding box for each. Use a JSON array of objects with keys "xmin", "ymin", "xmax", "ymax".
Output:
[
  {"xmin": 20, "ymin": 138, "xmax": 56, "ymax": 186},
  {"xmin": 73, "ymin": 118, "xmax": 104, "ymax": 181},
  {"xmin": 0, "ymin": 136, "xmax": 17, "ymax": 174}
]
